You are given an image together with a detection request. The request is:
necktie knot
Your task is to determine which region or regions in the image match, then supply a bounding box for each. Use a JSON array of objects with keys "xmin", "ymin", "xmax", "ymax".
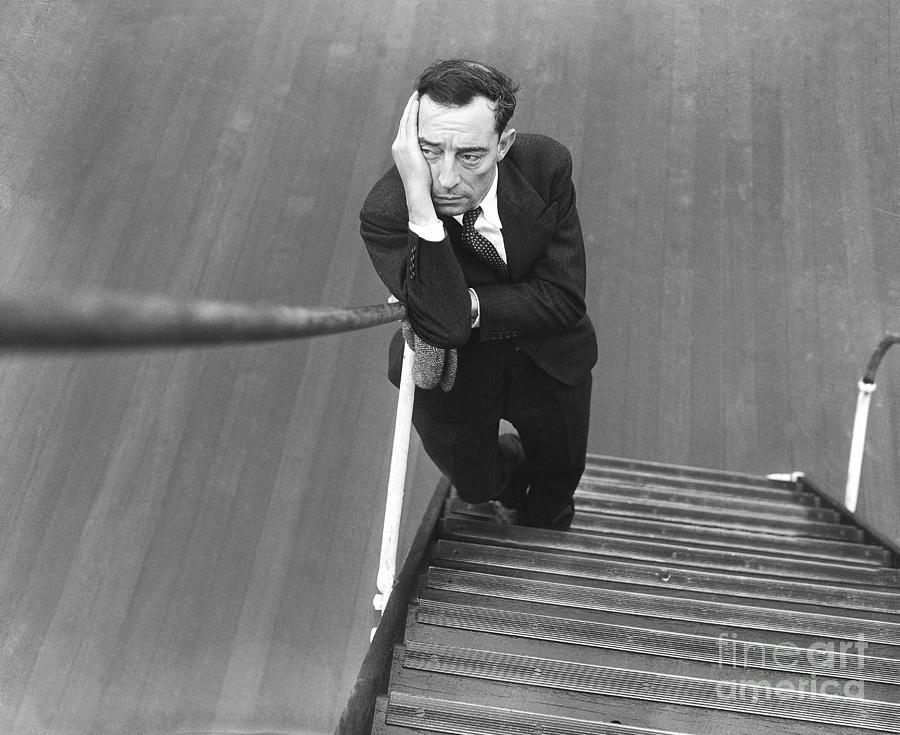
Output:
[{"xmin": 463, "ymin": 207, "xmax": 482, "ymax": 228}]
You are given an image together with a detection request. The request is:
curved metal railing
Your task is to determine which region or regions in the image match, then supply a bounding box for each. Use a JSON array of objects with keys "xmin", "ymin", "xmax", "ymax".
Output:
[
  {"xmin": 844, "ymin": 335, "xmax": 900, "ymax": 512},
  {"xmin": 0, "ymin": 288, "xmax": 416, "ymax": 624}
]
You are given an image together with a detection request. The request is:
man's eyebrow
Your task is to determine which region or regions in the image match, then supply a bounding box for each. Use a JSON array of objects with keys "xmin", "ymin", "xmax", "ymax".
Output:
[{"xmin": 418, "ymin": 138, "xmax": 490, "ymax": 154}]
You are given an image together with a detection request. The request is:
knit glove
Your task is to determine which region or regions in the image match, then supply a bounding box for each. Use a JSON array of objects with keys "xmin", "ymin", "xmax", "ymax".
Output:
[{"xmin": 401, "ymin": 319, "xmax": 457, "ymax": 392}]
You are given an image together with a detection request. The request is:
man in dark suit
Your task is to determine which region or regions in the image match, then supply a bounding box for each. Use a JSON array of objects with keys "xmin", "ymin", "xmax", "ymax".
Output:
[{"xmin": 361, "ymin": 60, "xmax": 597, "ymax": 530}]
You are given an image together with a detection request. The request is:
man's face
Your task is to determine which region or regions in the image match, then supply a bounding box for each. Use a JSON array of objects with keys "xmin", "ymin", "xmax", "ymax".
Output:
[{"xmin": 417, "ymin": 94, "xmax": 516, "ymax": 216}]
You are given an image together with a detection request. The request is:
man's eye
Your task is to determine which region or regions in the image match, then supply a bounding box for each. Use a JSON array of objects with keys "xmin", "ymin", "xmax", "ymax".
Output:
[
  {"xmin": 421, "ymin": 148, "xmax": 439, "ymax": 160},
  {"xmin": 460, "ymin": 154, "xmax": 483, "ymax": 165}
]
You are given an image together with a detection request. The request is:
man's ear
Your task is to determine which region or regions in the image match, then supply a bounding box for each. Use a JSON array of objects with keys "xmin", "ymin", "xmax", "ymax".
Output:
[{"xmin": 497, "ymin": 128, "xmax": 516, "ymax": 161}]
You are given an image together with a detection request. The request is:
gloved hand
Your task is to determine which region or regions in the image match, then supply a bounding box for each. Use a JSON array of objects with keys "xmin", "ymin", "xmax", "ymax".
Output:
[{"xmin": 401, "ymin": 319, "xmax": 457, "ymax": 392}]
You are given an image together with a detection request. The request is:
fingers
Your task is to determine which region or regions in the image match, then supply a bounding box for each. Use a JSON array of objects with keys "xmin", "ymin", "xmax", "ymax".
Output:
[
  {"xmin": 398, "ymin": 91, "xmax": 419, "ymax": 139},
  {"xmin": 391, "ymin": 90, "xmax": 435, "ymax": 217}
]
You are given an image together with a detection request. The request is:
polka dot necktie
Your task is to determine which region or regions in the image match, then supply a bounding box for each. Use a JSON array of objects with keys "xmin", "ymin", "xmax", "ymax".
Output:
[{"xmin": 462, "ymin": 207, "xmax": 509, "ymax": 279}]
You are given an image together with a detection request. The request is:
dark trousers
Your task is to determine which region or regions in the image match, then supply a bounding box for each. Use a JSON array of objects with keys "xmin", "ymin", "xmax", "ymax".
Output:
[{"xmin": 404, "ymin": 335, "xmax": 592, "ymax": 530}]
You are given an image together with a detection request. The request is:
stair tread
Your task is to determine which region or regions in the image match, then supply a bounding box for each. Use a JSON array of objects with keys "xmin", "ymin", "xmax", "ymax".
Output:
[
  {"xmin": 405, "ymin": 622, "xmax": 900, "ymax": 705},
  {"xmin": 417, "ymin": 587, "xmax": 900, "ymax": 657},
  {"xmin": 424, "ymin": 567, "xmax": 900, "ymax": 644},
  {"xmin": 448, "ymin": 496, "xmax": 868, "ymax": 547},
  {"xmin": 577, "ymin": 476, "xmax": 833, "ymax": 514},
  {"xmin": 445, "ymin": 503, "xmax": 888, "ymax": 564},
  {"xmin": 408, "ymin": 598, "xmax": 900, "ymax": 684},
  {"xmin": 386, "ymin": 669, "xmax": 880, "ymax": 735},
  {"xmin": 441, "ymin": 518, "xmax": 900, "ymax": 586},
  {"xmin": 572, "ymin": 498, "xmax": 855, "ymax": 538},
  {"xmin": 584, "ymin": 455, "xmax": 797, "ymax": 489},
  {"xmin": 382, "ymin": 691, "xmax": 702, "ymax": 735},
  {"xmin": 397, "ymin": 640, "xmax": 900, "ymax": 732},
  {"xmin": 429, "ymin": 555, "xmax": 900, "ymax": 623},
  {"xmin": 434, "ymin": 539, "xmax": 900, "ymax": 613},
  {"xmin": 574, "ymin": 491, "xmax": 836, "ymax": 521}
]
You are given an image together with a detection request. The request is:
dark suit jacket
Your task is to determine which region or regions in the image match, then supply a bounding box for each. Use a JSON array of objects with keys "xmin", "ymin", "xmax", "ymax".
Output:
[{"xmin": 360, "ymin": 133, "xmax": 597, "ymax": 386}]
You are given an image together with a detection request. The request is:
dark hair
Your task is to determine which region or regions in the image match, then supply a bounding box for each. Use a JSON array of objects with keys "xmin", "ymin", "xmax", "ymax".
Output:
[{"xmin": 416, "ymin": 59, "xmax": 519, "ymax": 134}]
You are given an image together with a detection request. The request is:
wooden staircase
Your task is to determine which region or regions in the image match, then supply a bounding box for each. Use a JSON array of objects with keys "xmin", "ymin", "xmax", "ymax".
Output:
[{"xmin": 370, "ymin": 456, "xmax": 900, "ymax": 734}]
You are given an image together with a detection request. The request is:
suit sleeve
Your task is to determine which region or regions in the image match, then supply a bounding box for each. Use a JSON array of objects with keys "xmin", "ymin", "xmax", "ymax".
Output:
[
  {"xmin": 475, "ymin": 145, "xmax": 589, "ymax": 340},
  {"xmin": 360, "ymin": 195, "xmax": 472, "ymax": 349}
]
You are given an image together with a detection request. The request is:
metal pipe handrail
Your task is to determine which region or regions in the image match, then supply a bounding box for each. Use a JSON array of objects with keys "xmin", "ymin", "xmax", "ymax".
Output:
[
  {"xmin": 0, "ymin": 290, "xmax": 406, "ymax": 349},
  {"xmin": 844, "ymin": 334, "xmax": 900, "ymax": 512},
  {"xmin": 0, "ymin": 287, "xmax": 416, "ymax": 633}
]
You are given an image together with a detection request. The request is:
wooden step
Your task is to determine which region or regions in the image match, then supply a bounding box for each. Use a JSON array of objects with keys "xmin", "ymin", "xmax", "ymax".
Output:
[
  {"xmin": 425, "ymin": 568, "xmax": 900, "ymax": 645},
  {"xmin": 417, "ymin": 587, "xmax": 900, "ymax": 660},
  {"xmin": 396, "ymin": 641, "xmax": 900, "ymax": 732},
  {"xmin": 434, "ymin": 540, "xmax": 900, "ymax": 613},
  {"xmin": 381, "ymin": 672, "xmax": 866, "ymax": 735},
  {"xmin": 441, "ymin": 519, "xmax": 900, "ymax": 586},
  {"xmin": 446, "ymin": 499, "xmax": 890, "ymax": 565},
  {"xmin": 585, "ymin": 454, "xmax": 800, "ymax": 491},
  {"xmin": 578, "ymin": 477, "xmax": 823, "ymax": 513},
  {"xmin": 376, "ymin": 691, "xmax": 700, "ymax": 735},
  {"xmin": 567, "ymin": 513, "xmax": 887, "ymax": 564},
  {"xmin": 406, "ymin": 612, "xmax": 900, "ymax": 705},
  {"xmin": 409, "ymin": 598, "xmax": 900, "ymax": 686},
  {"xmin": 582, "ymin": 466, "xmax": 804, "ymax": 499},
  {"xmin": 572, "ymin": 496, "xmax": 861, "ymax": 541}
]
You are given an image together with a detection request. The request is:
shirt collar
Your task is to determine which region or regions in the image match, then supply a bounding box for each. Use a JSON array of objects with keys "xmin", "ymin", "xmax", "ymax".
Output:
[{"xmin": 452, "ymin": 165, "xmax": 502, "ymax": 229}]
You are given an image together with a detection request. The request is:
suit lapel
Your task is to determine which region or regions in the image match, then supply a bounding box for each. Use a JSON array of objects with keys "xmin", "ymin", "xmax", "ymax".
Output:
[{"xmin": 497, "ymin": 159, "xmax": 553, "ymax": 279}]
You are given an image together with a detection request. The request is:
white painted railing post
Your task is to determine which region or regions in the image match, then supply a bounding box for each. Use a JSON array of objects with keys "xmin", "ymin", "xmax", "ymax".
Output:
[
  {"xmin": 844, "ymin": 379, "xmax": 876, "ymax": 513},
  {"xmin": 372, "ymin": 341, "xmax": 415, "ymax": 625}
]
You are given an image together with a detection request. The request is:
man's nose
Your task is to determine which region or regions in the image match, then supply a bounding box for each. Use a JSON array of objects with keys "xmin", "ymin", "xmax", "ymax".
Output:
[{"xmin": 434, "ymin": 156, "xmax": 459, "ymax": 190}]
